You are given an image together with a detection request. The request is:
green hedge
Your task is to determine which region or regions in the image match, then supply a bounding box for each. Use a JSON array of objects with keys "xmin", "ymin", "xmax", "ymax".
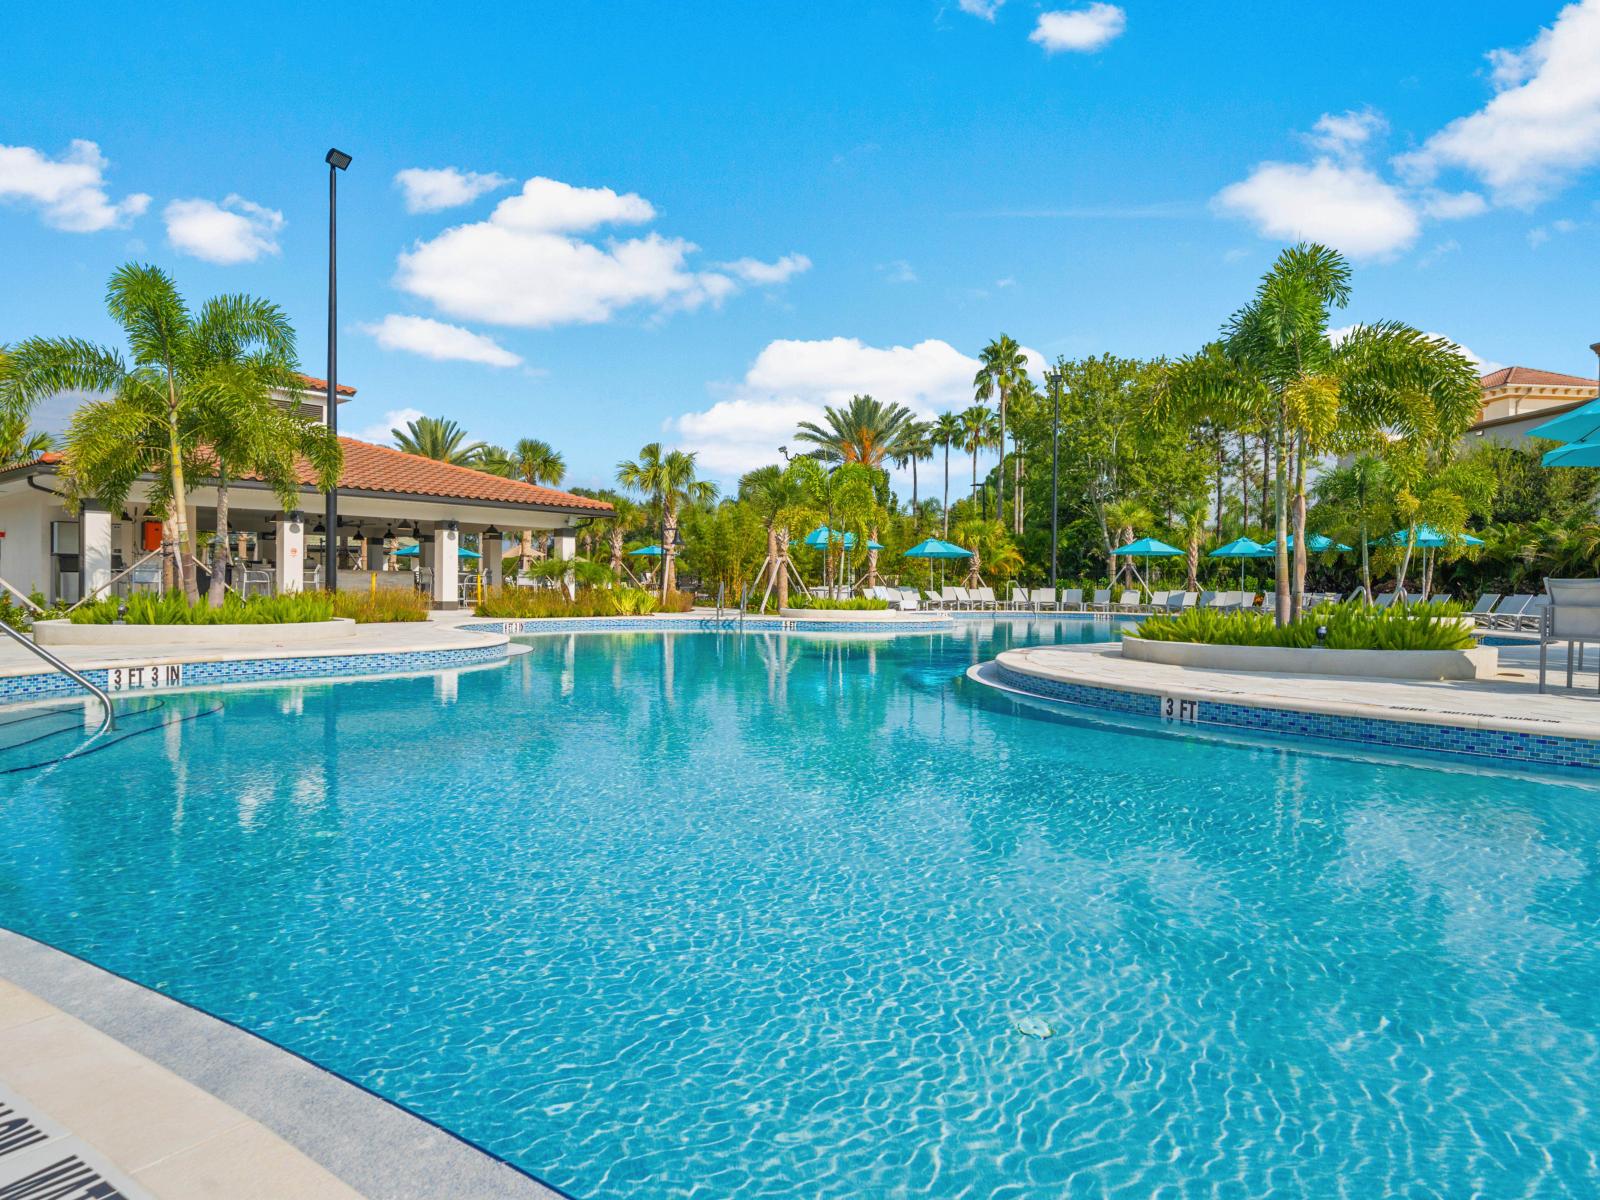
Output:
[
  {"xmin": 473, "ymin": 586, "xmax": 693, "ymax": 619},
  {"xmin": 1127, "ymin": 600, "xmax": 1474, "ymax": 651},
  {"xmin": 782, "ymin": 595, "xmax": 890, "ymax": 611}
]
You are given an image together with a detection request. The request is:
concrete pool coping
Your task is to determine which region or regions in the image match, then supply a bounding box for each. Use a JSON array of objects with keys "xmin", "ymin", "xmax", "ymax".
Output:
[
  {"xmin": 982, "ymin": 642, "xmax": 1600, "ymax": 770},
  {"xmin": 0, "ymin": 929, "xmax": 568, "ymax": 1199}
]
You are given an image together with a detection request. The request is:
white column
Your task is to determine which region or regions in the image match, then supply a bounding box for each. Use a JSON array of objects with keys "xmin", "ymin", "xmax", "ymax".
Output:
[
  {"xmin": 435, "ymin": 521, "xmax": 460, "ymax": 609},
  {"xmin": 81, "ymin": 505, "xmax": 113, "ymax": 602},
  {"xmin": 554, "ymin": 529, "xmax": 576, "ymax": 598},
  {"xmin": 275, "ymin": 512, "xmax": 305, "ymax": 594},
  {"xmin": 482, "ymin": 533, "xmax": 503, "ymax": 590}
]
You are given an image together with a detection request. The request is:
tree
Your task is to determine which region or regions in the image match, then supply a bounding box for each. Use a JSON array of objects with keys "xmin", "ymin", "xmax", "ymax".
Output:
[
  {"xmin": 932, "ymin": 411, "xmax": 962, "ymax": 535},
  {"xmin": 959, "ymin": 405, "xmax": 997, "ymax": 521},
  {"xmin": 480, "ymin": 437, "xmax": 567, "ymax": 570},
  {"xmin": 974, "ymin": 334, "xmax": 1029, "ymax": 533},
  {"xmin": 616, "ymin": 442, "xmax": 717, "ymax": 597},
  {"xmin": 1310, "ymin": 455, "xmax": 1395, "ymax": 599},
  {"xmin": 1159, "ymin": 243, "xmax": 1480, "ymax": 622},
  {"xmin": 786, "ymin": 457, "xmax": 877, "ymax": 593},
  {"xmin": 738, "ymin": 463, "xmax": 812, "ymax": 608},
  {"xmin": 0, "ymin": 348, "xmax": 54, "ymax": 464},
  {"xmin": 794, "ymin": 395, "xmax": 915, "ymax": 466},
  {"xmin": 9, "ymin": 264, "xmax": 333, "ymax": 601},
  {"xmin": 393, "ymin": 416, "xmax": 484, "ymax": 465},
  {"xmin": 888, "ymin": 420, "xmax": 932, "ymax": 520},
  {"xmin": 951, "ymin": 516, "xmax": 1022, "ymax": 589}
]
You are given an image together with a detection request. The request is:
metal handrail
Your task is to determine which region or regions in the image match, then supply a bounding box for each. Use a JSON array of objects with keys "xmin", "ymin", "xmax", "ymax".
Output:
[
  {"xmin": 0, "ymin": 620, "xmax": 115, "ymax": 735},
  {"xmin": 0, "ymin": 576, "xmax": 44, "ymax": 614},
  {"xmin": 68, "ymin": 547, "xmax": 164, "ymax": 610}
]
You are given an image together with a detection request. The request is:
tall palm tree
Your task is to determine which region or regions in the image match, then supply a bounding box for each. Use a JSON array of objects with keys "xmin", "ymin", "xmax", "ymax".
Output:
[
  {"xmin": 392, "ymin": 416, "xmax": 484, "ymax": 465},
  {"xmin": 595, "ymin": 493, "xmax": 641, "ymax": 580},
  {"xmin": 958, "ymin": 405, "xmax": 999, "ymax": 522},
  {"xmin": 973, "ymin": 334, "xmax": 1029, "ymax": 533},
  {"xmin": 9, "ymin": 264, "xmax": 327, "ymax": 601},
  {"xmin": 616, "ymin": 442, "xmax": 717, "ymax": 597},
  {"xmin": 887, "ymin": 420, "xmax": 932, "ymax": 519},
  {"xmin": 479, "ymin": 437, "xmax": 567, "ymax": 569},
  {"xmin": 932, "ymin": 411, "xmax": 962, "ymax": 535},
  {"xmin": 739, "ymin": 463, "xmax": 811, "ymax": 607},
  {"xmin": 1160, "ymin": 243, "xmax": 1480, "ymax": 622},
  {"xmin": 794, "ymin": 394, "xmax": 915, "ymax": 467}
]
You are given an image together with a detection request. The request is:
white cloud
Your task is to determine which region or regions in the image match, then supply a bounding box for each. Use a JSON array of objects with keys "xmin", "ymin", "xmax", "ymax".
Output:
[
  {"xmin": 163, "ymin": 194, "xmax": 283, "ymax": 264},
  {"xmin": 394, "ymin": 166, "xmax": 512, "ymax": 213},
  {"xmin": 1397, "ymin": 0, "xmax": 1600, "ymax": 206},
  {"xmin": 668, "ymin": 337, "xmax": 984, "ymax": 479},
  {"xmin": 1419, "ymin": 189, "xmax": 1489, "ymax": 219},
  {"xmin": 352, "ymin": 407, "xmax": 426, "ymax": 446},
  {"xmin": 0, "ymin": 139, "xmax": 149, "ymax": 232},
  {"xmin": 360, "ymin": 314, "xmax": 522, "ymax": 368},
  {"xmin": 1030, "ymin": 4, "xmax": 1126, "ymax": 53},
  {"xmin": 1307, "ymin": 108, "xmax": 1388, "ymax": 157},
  {"xmin": 394, "ymin": 175, "xmax": 802, "ymax": 328},
  {"xmin": 958, "ymin": 0, "xmax": 1003, "ymax": 19},
  {"xmin": 879, "ymin": 259, "xmax": 918, "ymax": 284},
  {"xmin": 1213, "ymin": 157, "xmax": 1420, "ymax": 258},
  {"xmin": 715, "ymin": 253, "xmax": 812, "ymax": 285}
]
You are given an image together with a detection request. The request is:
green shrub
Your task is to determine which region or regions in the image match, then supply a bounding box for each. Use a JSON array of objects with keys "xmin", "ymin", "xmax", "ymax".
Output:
[
  {"xmin": 330, "ymin": 588, "xmax": 431, "ymax": 623},
  {"xmin": 1128, "ymin": 600, "xmax": 1473, "ymax": 652},
  {"xmin": 69, "ymin": 591, "xmax": 337, "ymax": 625},
  {"xmin": 473, "ymin": 585, "xmax": 693, "ymax": 619},
  {"xmin": 782, "ymin": 595, "xmax": 890, "ymax": 611}
]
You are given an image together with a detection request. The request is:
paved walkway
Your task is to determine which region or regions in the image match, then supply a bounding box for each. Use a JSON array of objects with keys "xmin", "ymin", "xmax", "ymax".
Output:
[{"xmin": 997, "ymin": 641, "xmax": 1600, "ymax": 738}]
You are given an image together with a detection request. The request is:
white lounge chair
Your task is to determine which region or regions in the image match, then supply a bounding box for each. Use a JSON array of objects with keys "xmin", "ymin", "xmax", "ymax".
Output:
[
  {"xmin": 1488, "ymin": 594, "xmax": 1531, "ymax": 629},
  {"xmin": 1197, "ymin": 590, "xmax": 1219, "ymax": 609},
  {"xmin": 1091, "ymin": 587, "xmax": 1112, "ymax": 612},
  {"xmin": 939, "ymin": 585, "xmax": 961, "ymax": 609},
  {"xmin": 1007, "ymin": 584, "xmax": 1029, "ymax": 611},
  {"xmin": 1029, "ymin": 587, "xmax": 1056, "ymax": 611},
  {"xmin": 953, "ymin": 586, "xmax": 974, "ymax": 609},
  {"xmin": 975, "ymin": 585, "xmax": 998, "ymax": 610},
  {"xmin": 1466, "ymin": 593, "xmax": 1502, "ymax": 625},
  {"xmin": 1059, "ymin": 587, "xmax": 1084, "ymax": 612},
  {"xmin": 1148, "ymin": 590, "xmax": 1170, "ymax": 613},
  {"xmin": 1115, "ymin": 589, "xmax": 1142, "ymax": 614}
]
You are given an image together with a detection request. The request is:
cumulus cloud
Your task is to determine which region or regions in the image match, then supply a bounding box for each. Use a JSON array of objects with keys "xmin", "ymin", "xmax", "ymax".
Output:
[
  {"xmin": 715, "ymin": 253, "xmax": 812, "ymax": 285},
  {"xmin": 352, "ymin": 406, "xmax": 427, "ymax": 446},
  {"xmin": 394, "ymin": 166, "xmax": 512, "ymax": 213},
  {"xmin": 360, "ymin": 314, "xmax": 522, "ymax": 367},
  {"xmin": 1397, "ymin": 0, "xmax": 1600, "ymax": 206},
  {"xmin": 163, "ymin": 195, "xmax": 284, "ymax": 264},
  {"xmin": 0, "ymin": 139, "xmax": 149, "ymax": 232},
  {"xmin": 668, "ymin": 337, "xmax": 986, "ymax": 479},
  {"xmin": 1030, "ymin": 4, "xmax": 1126, "ymax": 53},
  {"xmin": 1214, "ymin": 158, "xmax": 1420, "ymax": 259},
  {"xmin": 1307, "ymin": 108, "xmax": 1388, "ymax": 157},
  {"xmin": 958, "ymin": 0, "xmax": 1003, "ymax": 19},
  {"xmin": 394, "ymin": 175, "xmax": 804, "ymax": 328}
]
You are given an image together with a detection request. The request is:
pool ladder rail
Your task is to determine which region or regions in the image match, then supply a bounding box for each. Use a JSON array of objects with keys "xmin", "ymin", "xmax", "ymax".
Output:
[{"xmin": 0, "ymin": 610, "xmax": 116, "ymax": 736}]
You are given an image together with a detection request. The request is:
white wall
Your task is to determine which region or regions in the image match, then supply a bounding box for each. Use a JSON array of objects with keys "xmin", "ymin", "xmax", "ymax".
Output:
[{"xmin": 0, "ymin": 490, "xmax": 60, "ymax": 599}]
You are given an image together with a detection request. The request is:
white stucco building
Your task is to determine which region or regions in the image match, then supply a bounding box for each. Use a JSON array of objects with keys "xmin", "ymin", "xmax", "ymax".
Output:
[
  {"xmin": 1465, "ymin": 365, "xmax": 1600, "ymax": 448},
  {"xmin": 0, "ymin": 376, "xmax": 611, "ymax": 609}
]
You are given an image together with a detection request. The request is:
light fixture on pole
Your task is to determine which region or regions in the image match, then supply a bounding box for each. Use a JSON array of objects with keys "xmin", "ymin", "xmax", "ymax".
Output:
[
  {"xmin": 1045, "ymin": 366, "xmax": 1064, "ymax": 592},
  {"xmin": 324, "ymin": 147, "xmax": 351, "ymax": 592}
]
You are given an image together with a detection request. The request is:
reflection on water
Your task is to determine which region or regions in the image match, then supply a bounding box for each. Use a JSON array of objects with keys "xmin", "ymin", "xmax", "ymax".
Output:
[{"xmin": 1, "ymin": 617, "xmax": 1598, "ymax": 1198}]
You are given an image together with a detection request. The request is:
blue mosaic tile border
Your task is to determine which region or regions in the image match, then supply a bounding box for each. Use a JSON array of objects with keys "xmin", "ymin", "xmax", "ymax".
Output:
[
  {"xmin": 461, "ymin": 615, "xmax": 951, "ymax": 635},
  {"xmin": 993, "ymin": 661, "xmax": 1600, "ymax": 772},
  {"xmin": 0, "ymin": 643, "xmax": 507, "ymax": 705}
]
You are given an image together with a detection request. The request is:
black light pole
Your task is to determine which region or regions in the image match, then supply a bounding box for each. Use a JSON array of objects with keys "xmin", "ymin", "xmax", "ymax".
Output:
[
  {"xmin": 324, "ymin": 147, "xmax": 352, "ymax": 592},
  {"xmin": 1046, "ymin": 367, "xmax": 1063, "ymax": 591}
]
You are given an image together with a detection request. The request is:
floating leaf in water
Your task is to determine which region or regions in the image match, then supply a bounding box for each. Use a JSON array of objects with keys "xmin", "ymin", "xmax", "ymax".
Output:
[{"xmin": 1014, "ymin": 1015, "xmax": 1053, "ymax": 1039}]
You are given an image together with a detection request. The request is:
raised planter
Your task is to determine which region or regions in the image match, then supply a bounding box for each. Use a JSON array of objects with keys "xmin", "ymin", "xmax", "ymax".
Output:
[
  {"xmin": 33, "ymin": 617, "xmax": 358, "ymax": 649},
  {"xmin": 777, "ymin": 607, "xmax": 952, "ymax": 624},
  {"xmin": 1121, "ymin": 635, "xmax": 1497, "ymax": 681}
]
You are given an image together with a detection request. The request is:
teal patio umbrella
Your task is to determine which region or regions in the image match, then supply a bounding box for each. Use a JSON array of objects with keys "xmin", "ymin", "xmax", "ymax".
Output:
[
  {"xmin": 1371, "ymin": 525, "xmax": 1484, "ymax": 598},
  {"xmin": 904, "ymin": 537, "xmax": 972, "ymax": 590},
  {"xmin": 627, "ymin": 545, "xmax": 663, "ymax": 556},
  {"xmin": 1260, "ymin": 533, "xmax": 1352, "ymax": 553},
  {"xmin": 1112, "ymin": 536, "xmax": 1183, "ymax": 593},
  {"xmin": 802, "ymin": 525, "xmax": 856, "ymax": 549},
  {"xmin": 393, "ymin": 544, "xmax": 480, "ymax": 559},
  {"xmin": 1529, "ymin": 398, "xmax": 1600, "ymax": 448},
  {"xmin": 1209, "ymin": 536, "xmax": 1266, "ymax": 590}
]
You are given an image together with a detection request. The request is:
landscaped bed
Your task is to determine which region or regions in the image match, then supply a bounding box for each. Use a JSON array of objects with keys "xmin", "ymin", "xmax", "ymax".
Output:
[
  {"xmin": 65, "ymin": 590, "xmax": 431, "ymax": 625},
  {"xmin": 473, "ymin": 585, "xmax": 694, "ymax": 620}
]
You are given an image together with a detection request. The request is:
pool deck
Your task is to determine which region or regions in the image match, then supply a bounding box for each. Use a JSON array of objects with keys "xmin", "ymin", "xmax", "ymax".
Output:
[
  {"xmin": 986, "ymin": 641, "xmax": 1600, "ymax": 768},
  {"xmin": 0, "ymin": 930, "xmax": 565, "ymax": 1200}
]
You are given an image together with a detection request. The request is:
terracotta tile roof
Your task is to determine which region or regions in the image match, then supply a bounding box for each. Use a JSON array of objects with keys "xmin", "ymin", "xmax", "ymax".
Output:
[
  {"xmin": 1480, "ymin": 365, "xmax": 1599, "ymax": 390},
  {"xmin": 296, "ymin": 372, "xmax": 357, "ymax": 397},
  {"xmin": 316, "ymin": 437, "xmax": 614, "ymax": 512}
]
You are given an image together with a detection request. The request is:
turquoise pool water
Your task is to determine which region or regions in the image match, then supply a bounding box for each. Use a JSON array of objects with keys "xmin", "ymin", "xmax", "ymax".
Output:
[{"xmin": 3, "ymin": 617, "xmax": 1599, "ymax": 1197}]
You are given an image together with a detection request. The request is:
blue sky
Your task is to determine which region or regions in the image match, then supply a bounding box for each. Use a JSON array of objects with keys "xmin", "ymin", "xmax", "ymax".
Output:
[{"xmin": 4, "ymin": 1, "xmax": 1599, "ymax": 493}]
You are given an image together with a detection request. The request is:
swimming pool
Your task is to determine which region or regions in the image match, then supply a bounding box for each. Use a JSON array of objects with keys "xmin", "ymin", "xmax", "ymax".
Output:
[{"xmin": 3, "ymin": 618, "xmax": 1599, "ymax": 1197}]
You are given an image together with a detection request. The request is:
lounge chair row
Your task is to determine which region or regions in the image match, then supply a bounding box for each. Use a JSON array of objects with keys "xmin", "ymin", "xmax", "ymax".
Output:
[{"xmin": 1462, "ymin": 592, "xmax": 1549, "ymax": 631}]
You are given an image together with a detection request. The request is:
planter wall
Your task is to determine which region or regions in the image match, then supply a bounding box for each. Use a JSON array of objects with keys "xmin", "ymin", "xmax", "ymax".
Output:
[
  {"xmin": 34, "ymin": 617, "xmax": 358, "ymax": 649},
  {"xmin": 1122, "ymin": 635, "xmax": 1496, "ymax": 681},
  {"xmin": 777, "ymin": 608, "xmax": 952, "ymax": 624}
]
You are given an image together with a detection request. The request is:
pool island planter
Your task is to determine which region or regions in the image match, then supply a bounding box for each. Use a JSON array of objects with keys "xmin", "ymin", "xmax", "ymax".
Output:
[
  {"xmin": 33, "ymin": 617, "xmax": 359, "ymax": 649},
  {"xmin": 1121, "ymin": 635, "xmax": 1497, "ymax": 681},
  {"xmin": 777, "ymin": 607, "xmax": 952, "ymax": 625}
]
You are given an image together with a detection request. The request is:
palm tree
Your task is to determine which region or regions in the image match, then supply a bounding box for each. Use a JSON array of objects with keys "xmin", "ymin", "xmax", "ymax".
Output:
[
  {"xmin": 973, "ymin": 334, "xmax": 1029, "ymax": 533},
  {"xmin": 480, "ymin": 437, "xmax": 567, "ymax": 569},
  {"xmin": 932, "ymin": 411, "xmax": 962, "ymax": 535},
  {"xmin": 794, "ymin": 395, "xmax": 915, "ymax": 466},
  {"xmin": 887, "ymin": 420, "xmax": 932, "ymax": 519},
  {"xmin": 739, "ymin": 463, "xmax": 811, "ymax": 608},
  {"xmin": 187, "ymin": 364, "xmax": 341, "ymax": 604},
  {"xmin": 594, "ymin": 493, "xmax": 641, "ymax": 580},
  {"xmin": 8, "ymin": 264, "xmax": 329, "ymax": 601},
  {"xmin": 616, "ymin": 442, "xmax": 717, "ymax": 597},
  {"xmin": 0, "ymin": 347, "xmax": 54, "ymax": 465},
  {"xmin": 393, "ymin": 416, "xmax": 484, "ymax": 465},
  {"xmin": 1311, "ymin": 455, "xmax": 1395, "ymax": 600},
  {"xmin": 959, "ymin": 405, "xmax": 993, "ymax": 522},
  {"xmin": 1160, "ymin": 243, "xmax": 1480, "ymax": 622}
]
